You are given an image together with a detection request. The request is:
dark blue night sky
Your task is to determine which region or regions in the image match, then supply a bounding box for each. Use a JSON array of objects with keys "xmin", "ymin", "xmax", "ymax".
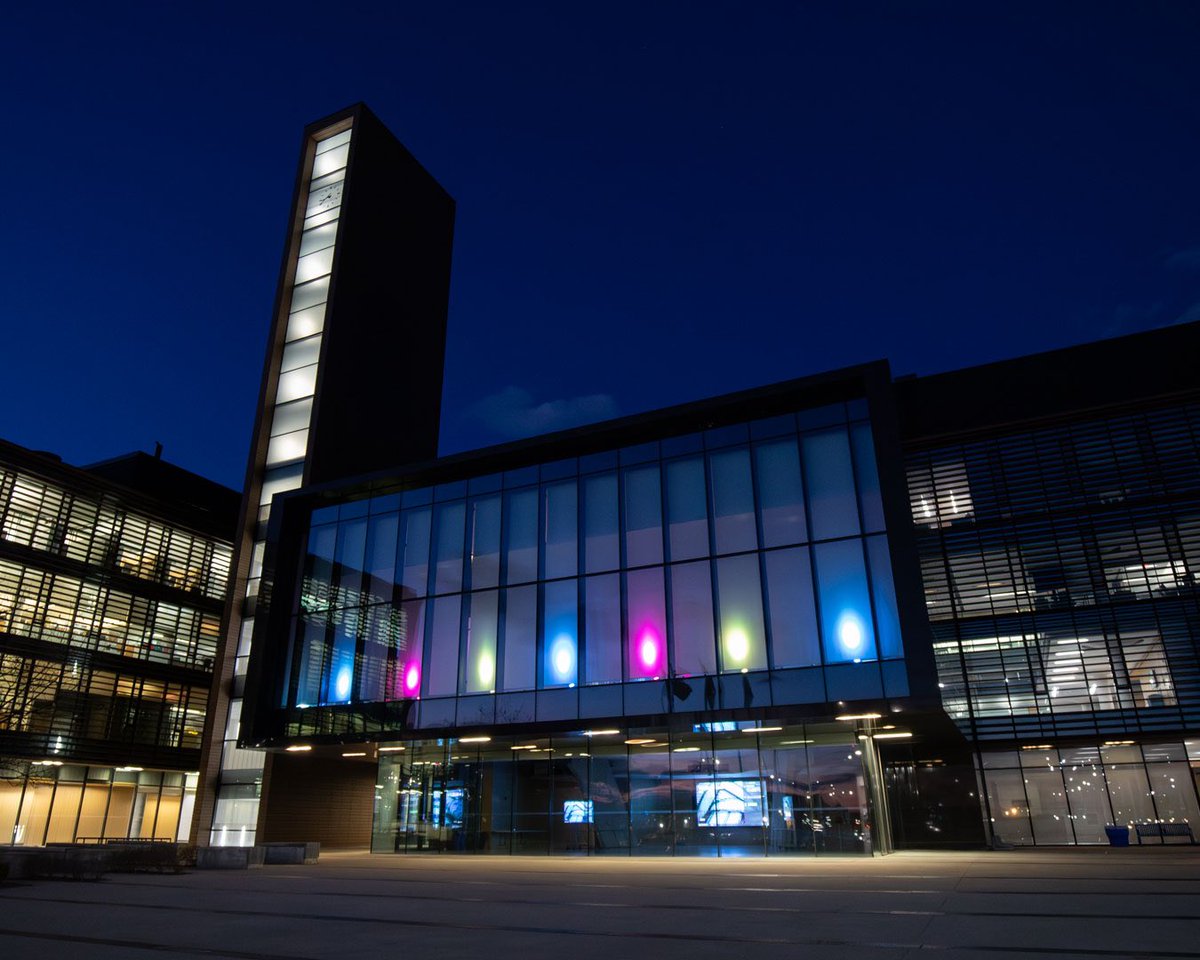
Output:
[{"xmin": 2, "ymin": 3, "xmax": 1198, "ymax": 489}]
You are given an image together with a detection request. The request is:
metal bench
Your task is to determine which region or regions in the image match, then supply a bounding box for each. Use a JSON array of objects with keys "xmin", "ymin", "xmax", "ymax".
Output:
[{"xmin": 1134, "ymin": 822, "xmax": 1195, "ymax": 844}]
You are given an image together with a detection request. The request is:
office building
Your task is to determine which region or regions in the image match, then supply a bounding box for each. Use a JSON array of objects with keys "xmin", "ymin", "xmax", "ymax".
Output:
[
  {"xmin": 198, "ymin": 103, "xmax": 1199, "ymax": 853},
  {"xmin": 0, "ymin": 441, "xmax": 237, "ymax": 845}
]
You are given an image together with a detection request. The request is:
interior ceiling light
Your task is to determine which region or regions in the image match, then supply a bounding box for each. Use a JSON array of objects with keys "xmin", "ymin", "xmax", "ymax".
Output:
[
  {"xmin": 741, "ymin": 726, "xmax": 783, "ymax": 733},
  {"xmin": 625, "ymin": 738, "xmax": 656, "ymax": 745},
  {"xmin": 342, "ymin": 752, "xmax": 366, "ymax": 757},
  {"xmin": 378, "ymin": 746, "xmax": 405, "ymax": 752},
  {"xmin": 285, "ymin": 745, "xmax": 313, "ymax": 752},
  {"xmin": 458, "ymin": 736, "xmax": 491, "ymax": 744},
  {"xmin": 835, "ymin": 713, "xmax": 882, "ymax": 721},
  {"xmin": 872, "ymin": 732, "xmax": 913, "ymax": 739}
]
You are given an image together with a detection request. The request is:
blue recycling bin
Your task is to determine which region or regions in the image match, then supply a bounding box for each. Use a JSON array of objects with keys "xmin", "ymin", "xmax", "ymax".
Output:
[{"xmin": 1104, "ymin": 825, "xmax": 1130, "ymax": 847}]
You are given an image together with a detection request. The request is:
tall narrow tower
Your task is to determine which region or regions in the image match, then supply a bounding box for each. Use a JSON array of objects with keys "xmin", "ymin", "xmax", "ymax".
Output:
[{"xmin": 193, "ymin": 104, "xmax": 455, "ymax": 846}]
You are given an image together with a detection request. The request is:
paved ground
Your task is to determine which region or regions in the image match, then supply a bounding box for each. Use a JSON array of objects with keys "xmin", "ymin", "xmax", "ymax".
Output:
[{"xmin": 1, "ymin": 847, "xmax": 1199, "ymax": 959}]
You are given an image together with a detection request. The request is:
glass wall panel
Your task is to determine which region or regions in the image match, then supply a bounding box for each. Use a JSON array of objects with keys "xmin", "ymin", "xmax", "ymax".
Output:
[
  {"xmin": 763, "ymin": 548, "xmax": 820, "ymax": 667},
  {"xmin": 629, "ymin": 741, "xmax": 674, "ymax": 853},
  {"xmin": 1060, "ymin": 750, "xmax": 1109, "ymax": 843},
  {"xmin": 463, "ymin": 591, "xmax": 499, "ymax": 694},
  {"xmin": 425, "ymin": 595, "xmax": 461, "ymax": 698},
  {"xmin": 983, "ymin": 767, "xmax": 1034, "ymax": 844},
  {"xmin": 624, "ymin": 466, "xmax": 663, "ymax": 567},
  {"xmin": 755, "ymin": 439, "xmax": 806, "ymax": 547},
  {"xmin": 364, "ymin": 513, "xmax": 399, "ymax": 603},
  {"xmin": 543, "ymin": 482, "xmax": 578, "ymax": 580},
  {"xmin": 583, "ymin": 474, "xmax": 619, "ymax": 573},
  {"xmin": 431, "ymin": 502, "xmax": 465, "ymax": 596},
  {"xmin": 1145, "ymin": 759, "xmax": 1200, "ymax": 825},
  {"xmin": 1024, "ymin": 767, "xmax": 1073, "ymax": 844},
  {"xmin": 666, "ymin": 458, "xmax": 708, "ymax": 561},
  {"xmin": 468, "ymin": 496, "xmax": 501, "ymax": 590},
  {"xmin": 583, "ymin": 574, "xmax": 621, "ymax": 684},
  {"xmin": 333, "ymin": 517, "xmax": 367, "ymax": 605},
  {"xmin": 511, "ymin": 752, "xmax": 550, "ymax": 853},
  {"xmin": 626, "ymin": 567, "xmax": 667, "ymax": 679},
  {"xmin": 803, "ymin": 429, "xmax": 861, "ymax": 541},
  {"xmin": 715, "ymin": 554, "xmax": 767, "ymax": 672},
  {"xmin": 710, "ymin": 448, "xmax": 757, "ymax": 555},
  {"xmin": 501, "ymin": 585, "xmax": 537, "ymax": 691},
  {"xmin": 866, "ymin": 535, "xmax": 903, "ymax": 659},
  {"xmin": 851, "ymin": 423, "xmax": 885, "ymax": 533},
  {"xmin": 398, "ymin": 508, "xmax": 431, "ymax": 600},
  {"xmin": 293, "ymin": 615, "xmax": 328, "ymax": 707},
  {"xmin": 542, "ymin": 579, "xmax": 578, "ymax": 687},
  {"xmin": 324, "ymin": 608, "xmax": 357, "ymax": 703},
  {"xmin": 504, "ymin": 489, "xmax": 538, "ymax": 585},
  {"xmin": 813, "ymin": 540, "xmax": 877, "ymax": 663},
  {"xmin": 590, "ymin": 739, "xmax": 631, "ymax": 854},
  {"xmin": 806, "ymin": 741, "xmax": 868, "ymax": 853},
  {"xmin": 670, "ymin": 561, "xmax": 716, "ymax": 676},
  {"xmin": 394, "ymin": 598, "xmax": 425, "ymax": 698}
]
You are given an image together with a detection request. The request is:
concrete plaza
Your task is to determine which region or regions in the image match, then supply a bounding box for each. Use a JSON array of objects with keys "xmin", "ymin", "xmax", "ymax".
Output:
[{"xmin": 1, "ymin": 847, "xmax": 1198, "ymax": 959}]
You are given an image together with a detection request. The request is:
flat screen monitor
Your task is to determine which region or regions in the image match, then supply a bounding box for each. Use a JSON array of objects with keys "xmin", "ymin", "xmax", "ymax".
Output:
[
  {"xmin": 432, "ymin": 788, "xmax": 464, "ymax": 828},
  {"xmin": 563, "ymin": 800, "xmax": 594, "ymax": 823},
  {"xmin": 696, "ymin": 779, "xmax": 764, "ymax": 827}
]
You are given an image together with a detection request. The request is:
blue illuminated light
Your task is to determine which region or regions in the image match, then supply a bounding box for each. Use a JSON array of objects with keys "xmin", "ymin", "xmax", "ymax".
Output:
[
  {"xmin": 835, "ymin": 611, "xmax": 868, "ymax": 658},
  {"xmin": 549, "ymin": 633, "xmax": 577, "ymax": 684},
  {"xmin": 334, "ymin": 665, "xmax": 352, "ymax": 701}
]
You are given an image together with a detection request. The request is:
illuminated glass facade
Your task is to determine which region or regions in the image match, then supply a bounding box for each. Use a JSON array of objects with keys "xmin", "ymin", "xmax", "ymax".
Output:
[
  {"xmin": 282, "ymin": 405, "xmax": 908, "ymax": 734},
  {"xmin": 0, "ymin": 441, "xmax": 235, "ymax": 845},
  {"xmin": 905, "ymin": 381, "xmax": 1200, "ymax": 844},
  {"xmin": 372, "ymin": 724, "xmax": 871, "ymax": 856}
]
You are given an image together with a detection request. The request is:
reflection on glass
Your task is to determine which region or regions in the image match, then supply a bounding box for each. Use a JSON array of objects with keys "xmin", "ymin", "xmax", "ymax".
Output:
[
  {"xmin": 666, "ymin": 458, "xmax": 708, "ymax": 561},
  {"xmin": 624, "ymin": 466, "xmax": 663, "ymax": 567},
  {"xmin": 583, "ymin": 474, "xmax": 619, "ymax": 573},
  {"xmin": 813, "ymin": 540, "xmax": 877, "ymax": 663},
  {"xmin": 542, "ymin": 579, "xmax": 578, "ymax": 687},
  {"xmin": 463, "ymin": 590, "xmax": 498, "ymax": 694},
  {"xmin": 710, "ymin": 448, "xmax": 757, "ymax": 554},
  {"xmin": 803, "ymin": 429, "xmax": 861, "ymax": 541},
  {"xmin": 626, "ymin": 567, "xmax": 666, "ymax": 679},
  {"xmin": 502, "ymin": 585, "xmax": 537, "ymax": 690},
  {"xmin": 715, "ymin": 554, "xmax": 767, "ymax": 672},
  {"xmin": 583, "ymin": 574, "xmax": 621, "ymax": 684},
  {"xmin": 670, "ymin": 561, "xmax": 716, "ymax": 676}
]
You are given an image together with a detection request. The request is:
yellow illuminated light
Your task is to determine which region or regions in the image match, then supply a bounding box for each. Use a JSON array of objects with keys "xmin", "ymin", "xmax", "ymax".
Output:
[
  {"xmin": 459, "ymin": 736, "xmax": 491, "ymax": 744},
  {"xmin": 625, "ymin": 738, "xmax": 656, "ymax": 745},
  {"xmin": 835, "ymin": 713, "xmax": 882, "ymax": 722},
  {"xmin": 477, "ymin": 651, "xmax": 495, "ymax": 688},
  {"xmin": 725, "ymin": 626, "xmax": 750, "ymax": 663},
  {"xmin": 872, "ymin": 732, "xmax": 913, "ymax": 740},
  {"xmin": 378, "ymin": 746, "xmax": 405, "ymax": 753},
  {"xmin": 342, "ymin": 752, "xmax": 367, "ymax": 758},
  {"xmin": 583, "ymin": 729, "xmax": 620, "ymax": 736},
  {"xmin": 285, "ymin": 745, "xmax": 313, "ymax": 753},
  {"xmin": 741, "ymin": 726, "xmax": 783, "ymax": 734}
]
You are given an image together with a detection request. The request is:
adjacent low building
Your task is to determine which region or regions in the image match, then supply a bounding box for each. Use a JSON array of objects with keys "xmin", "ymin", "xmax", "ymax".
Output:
[
  {"xmin": 196, "ymin": 103, "xmax": 1200, "ymax": 854},
  {"xmin": 0, "ymin": 441, "xmax": 237, "ymax": 845}
]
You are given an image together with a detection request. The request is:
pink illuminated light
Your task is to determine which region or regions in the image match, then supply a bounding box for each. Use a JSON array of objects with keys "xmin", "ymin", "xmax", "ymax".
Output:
[
  {"xmin": 637, "ymin": 629, "xmax": 662, "ymax": 671},
  {"xmin": 403, "ymin": 662, "xmax": 421, "ymax": 696}
]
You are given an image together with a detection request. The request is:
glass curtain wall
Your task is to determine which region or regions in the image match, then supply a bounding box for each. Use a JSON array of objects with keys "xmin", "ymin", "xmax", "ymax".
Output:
[
  {"xmin": 371, "ymin": 723, "xmax": 871, "ymax": 856},
  {"xmin": 288, "ymin": 402, "xmax": 904, "ymax": 714},
  {"xmin": 980, "ymin": 741, "xmax": 1200, "ymax": 845},
  {"xmin": 1, "ymin": 765, "xmax": 199, "ymax": 845},
  {"xmin": 211, "ymin": 123, "xmax": 353, "ymax": 846}
]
